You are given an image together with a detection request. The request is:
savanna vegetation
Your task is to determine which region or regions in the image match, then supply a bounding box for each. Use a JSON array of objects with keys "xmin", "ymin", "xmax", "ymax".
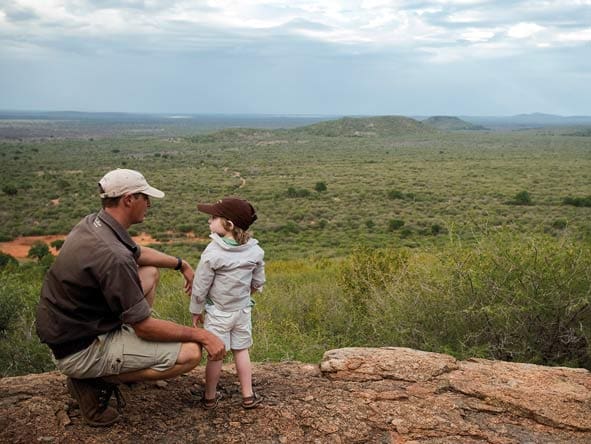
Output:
[{"xmin": 1, "ymin": 115, "xmax": 590, "ymax": 376}]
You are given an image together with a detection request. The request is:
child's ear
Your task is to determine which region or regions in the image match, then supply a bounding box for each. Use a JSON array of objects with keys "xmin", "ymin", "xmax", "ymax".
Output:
[{"xmin": 227, "ymin": 220, "xmax": 235, "ymax": 230}]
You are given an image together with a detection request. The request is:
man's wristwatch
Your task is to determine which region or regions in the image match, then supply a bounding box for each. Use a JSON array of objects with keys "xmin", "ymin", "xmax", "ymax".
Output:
[{"xmin": 174, "ymin": 256, "xmax": 183, "ymax": 271}]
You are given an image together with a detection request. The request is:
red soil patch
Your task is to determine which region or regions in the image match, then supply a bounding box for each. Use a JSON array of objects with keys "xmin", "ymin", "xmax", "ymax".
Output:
[{"xmin": 0, "ymin": 232, "xmax": 197, "ymax": 260}]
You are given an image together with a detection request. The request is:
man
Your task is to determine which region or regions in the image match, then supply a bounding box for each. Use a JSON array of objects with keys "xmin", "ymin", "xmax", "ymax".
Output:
[{"xmin": 36, "ymin": 168, "xmax": 225, "ymax": 427}]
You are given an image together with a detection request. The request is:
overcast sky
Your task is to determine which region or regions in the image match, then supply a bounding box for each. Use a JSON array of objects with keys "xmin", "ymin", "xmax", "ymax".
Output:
[{"xmin": 1, "ymin": 0, "xmax": 590, "ymax": 116}]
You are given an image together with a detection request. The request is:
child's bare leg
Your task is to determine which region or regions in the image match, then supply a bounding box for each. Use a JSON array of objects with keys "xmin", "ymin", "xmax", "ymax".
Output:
[
  {"xmin": 233, "ymin": 348, "xmax": 253, "ymax": 397},
  {"xmin": 205, "ymin": 358, "xmax": 223, "ymax": 399}
]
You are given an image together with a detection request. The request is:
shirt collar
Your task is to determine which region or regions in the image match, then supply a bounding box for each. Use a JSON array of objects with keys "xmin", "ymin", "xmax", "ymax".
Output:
[{"xmin": 97, "ymin": 209, "xmax": 139, "ymax": 255}]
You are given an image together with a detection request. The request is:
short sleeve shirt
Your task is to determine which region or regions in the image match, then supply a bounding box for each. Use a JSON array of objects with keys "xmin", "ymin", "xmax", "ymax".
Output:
[{"xmin": 36, "ymin": 210, "xmax": 151, "ymax": 349}]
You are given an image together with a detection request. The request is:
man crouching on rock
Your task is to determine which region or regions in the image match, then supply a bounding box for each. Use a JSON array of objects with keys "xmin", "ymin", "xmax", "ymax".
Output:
[{"xmin": 36, "ymin": 168, "xmax": 225, "ymax": 427}]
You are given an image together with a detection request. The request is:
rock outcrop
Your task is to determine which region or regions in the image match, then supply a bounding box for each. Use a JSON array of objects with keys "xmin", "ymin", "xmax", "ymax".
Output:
[{"xmin": 1, "ymin": 347, "xmax": 590, "ymax": 443}]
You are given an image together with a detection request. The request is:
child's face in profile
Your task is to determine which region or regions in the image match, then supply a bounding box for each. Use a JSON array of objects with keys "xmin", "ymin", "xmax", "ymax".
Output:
[{"xmin": 208, "ymin": 216, "xmax": 231, "ymax": 237}]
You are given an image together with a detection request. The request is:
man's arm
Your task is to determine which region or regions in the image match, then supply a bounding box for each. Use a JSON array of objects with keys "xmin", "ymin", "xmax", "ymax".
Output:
[
  {"xmin": 137, "ymin": 246, "xmax": 194, "ymax": 294},
  {"xmin": 131, "ymin": 316, "xmax": 225, "ymax": 361}
]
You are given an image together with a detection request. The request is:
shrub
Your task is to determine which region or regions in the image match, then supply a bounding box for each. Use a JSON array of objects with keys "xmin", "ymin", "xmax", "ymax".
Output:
[
  {"xmin": 287, "ymin": 187, "xmax": 311, "ymax": 198},
  {"xmin": 388, "ymin": 219, "xmax": 405, "ymax": 231},
  {"xmin": 281, "ymin": 221, "xmax": 300, "ymax": 233},
  {"xmin": 563, "ymin": 196, "xmax": 591, "ymax": 207},
  {"xmin": 400, "ymin": 228, "xmax": 413, "ymax": 238},
  {"xmin": 314, "ymin": 181, "xmax": 327, "ymax": 192},
  {"xmin": 387, "ymin": 190, "xmax": 404, "ymax": 200},
  {"xmin": 0, "ymin": 285, "xmax": 19, "ymax": 336},
  {"xmin": 50, "ymin": 239, "xmax": 65, "ymax": 250},
  {"xmin": 27, "ymin": 242, "xmax": 50, "ymax": 261},
  {"xmin": 177, "ymin": 224, "xmax": 195, "ymax": 233},
  {"xmin": 336, "ymin": 233, "xmax": 591, "ymax": 369},
  {"xmin": 0, "ymin": 267, "xmax": 55, "ymax": 375},
  {"xmin": 2, "ymin": 185, "xmax": 17, "ymax": 196},
  {"xmin": 510, "ymin": 190, "xmax": 532, "ymax": 205},
  {"xmin": 0, "ymin": 252, "xmax": 17, "ymax": 268},
  {"xmin": 552, "ymin": 219, "xmax": 567, "ymax": 230}
]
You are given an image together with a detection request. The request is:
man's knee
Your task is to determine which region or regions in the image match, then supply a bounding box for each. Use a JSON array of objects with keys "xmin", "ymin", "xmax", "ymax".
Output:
[
  {"xmin": 177, "ymin": 342, "xmax": 202, "ymax": 368},
  {"xmin": 138, "ymin": 266, "xmax": 159, "ymax": 295}
]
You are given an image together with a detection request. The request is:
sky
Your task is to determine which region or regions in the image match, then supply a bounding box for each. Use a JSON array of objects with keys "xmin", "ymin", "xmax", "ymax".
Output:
[{"xmin": 1, "ymin": 0, "xmax": 590, "ymax": 116}]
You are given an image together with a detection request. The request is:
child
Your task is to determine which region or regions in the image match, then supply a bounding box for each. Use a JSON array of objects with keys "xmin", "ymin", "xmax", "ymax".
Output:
[{"xmin": 190, "ymin": 197, "xmax": 265, "ymax": 409}]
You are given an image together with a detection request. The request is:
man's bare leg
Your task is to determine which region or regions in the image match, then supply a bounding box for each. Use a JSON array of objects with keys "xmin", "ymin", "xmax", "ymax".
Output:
[
  {"xmin": 138, "ymin": 266, "xmax": 159, "ymax": 307},
  {"xmin": 103, "ymin": 342, "xmax": 202, "ymax": 384}
]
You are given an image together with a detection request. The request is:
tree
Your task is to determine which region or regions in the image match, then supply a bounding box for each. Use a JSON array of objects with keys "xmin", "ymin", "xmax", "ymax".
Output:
[
  {"xmin": 28, "ymin": 241, "xmax": 50, "ymax": 262},
  {"xmin": 0, "ymin": 252, "xmax": 17, "ymax": 268},
  {"xmin": 314, "ymin": 181, "xmax": 327, "ymax": 192},
  {"xmin": 50, "ymin": 239, "xmax": 65, "ymax": 251},
  {"xmin": 511, "ymin": 191, "xmax": 532, "ymax": 205}
]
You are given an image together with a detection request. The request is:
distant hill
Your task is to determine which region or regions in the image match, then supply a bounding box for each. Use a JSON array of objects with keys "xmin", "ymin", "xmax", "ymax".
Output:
[
  {"xmin": 460, "ymin": 113, "xmax": 591, "ymax": 130},
  {"xmin": 423, "ymin": 116, "xmax": 487, "ymax": 131},
  {"xmin": 294, "ymin": 116, "xmax": 436, "ymax": 137}
]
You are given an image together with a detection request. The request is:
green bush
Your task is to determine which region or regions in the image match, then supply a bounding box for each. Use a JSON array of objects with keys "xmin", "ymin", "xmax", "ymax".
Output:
[
  {"xmin": 2, "ymin": 185, "xmax": 17, "ymax": 196},
  {"xmin": 314, "ymin": 181, "xmax": 327, "ymax": 192},
  {"xmin": 387, "ymin": 190, "xmax": 404, "ymax": 200},
  {"xmin": 552, "ymin": 219, "xmax": 567, "ymax": 230},
  {"xmin": 0, "ymin": 252, "xmax": 17, "ymax": 268},
  {"xmin": 0, "ymin": 267, "xmax": 54, "ymax": 376},
  {"xmin": 431, "ymin": 224, "xmax": 443, "ymax": 235},
  {"xmin": 50, "ymin": 239, "xmax": 65, "ymax": 250},
  {"xmin": 388, "ymin": 219, "xmax": 405, "ymax": 231},
  {"xmin": 287, "ymin": 187, "xmax": 311, "ymax": 198},
  {"xmin": 336, "ymin": 233, "xmax": 591, "ymax": 368},
  {"xmin": 27, "ymin": 241, "xmax": 50, "ymax": 261},
  {"xmin": 509, "ymin": 190, "xmax": 532, "ymax": 205},
  {"xmin": 563, "ymin": 196, "xmax": 591, "ymax": 207}
]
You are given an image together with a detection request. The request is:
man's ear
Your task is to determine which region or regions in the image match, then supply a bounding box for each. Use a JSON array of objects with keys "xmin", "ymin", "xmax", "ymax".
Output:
[{"xmin": 122, "ymin": 194, "xmax": 133, "ymax": 207}]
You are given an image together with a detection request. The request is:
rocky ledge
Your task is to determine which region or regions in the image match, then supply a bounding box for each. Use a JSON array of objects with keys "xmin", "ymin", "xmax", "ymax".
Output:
[{"xmin": 1, "ymin": 347, "xmax": 590, "ymax": 443}]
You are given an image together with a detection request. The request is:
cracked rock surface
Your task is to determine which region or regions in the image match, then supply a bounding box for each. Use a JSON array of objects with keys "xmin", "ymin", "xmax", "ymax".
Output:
[{"xmin": 1, "ymin": 347, "xmax": 590, "ymax": 443}]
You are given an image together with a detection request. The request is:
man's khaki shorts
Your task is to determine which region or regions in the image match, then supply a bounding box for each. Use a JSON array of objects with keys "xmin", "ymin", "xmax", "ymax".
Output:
[{"xmin": 55, "ymin": 325, "xmax": 181, "ymax": 379}]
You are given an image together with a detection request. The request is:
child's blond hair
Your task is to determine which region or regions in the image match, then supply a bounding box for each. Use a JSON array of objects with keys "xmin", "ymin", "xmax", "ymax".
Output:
[{"xmin": 221, "ymin": 217, "xmax": 251, "ymax": 245}]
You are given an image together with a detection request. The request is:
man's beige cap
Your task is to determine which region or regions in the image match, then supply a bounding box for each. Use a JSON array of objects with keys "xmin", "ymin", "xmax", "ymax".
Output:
[{"xmin": 98, "ymin": 169, "xmax": 165, "ymax": 198}]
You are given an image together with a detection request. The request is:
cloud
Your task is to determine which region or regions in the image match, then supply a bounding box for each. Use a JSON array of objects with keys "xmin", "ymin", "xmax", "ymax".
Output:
[
  {"xmin": 507, "ymin": 22, "xmax": 545, "ymax": 38},
  {"xmin": 2, "ymin": 0, "xmax": 590, "ymax": 57},
  {"xmin": 1, "ymin": 1, "xmax": 590, "ymax": 115}
]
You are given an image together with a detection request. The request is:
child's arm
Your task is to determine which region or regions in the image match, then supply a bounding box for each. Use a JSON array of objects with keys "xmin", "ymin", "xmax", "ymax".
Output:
[
  {"xmin": 192, "ymin": 313, "xmax": 203, "ymax": 328},
  {"xmin": 251, "ymin": 256, "xmax": 266, "ymax": 293},
  {"xmin": 190, "ymin": 257, "xmax": 215, "ymax": 319}
]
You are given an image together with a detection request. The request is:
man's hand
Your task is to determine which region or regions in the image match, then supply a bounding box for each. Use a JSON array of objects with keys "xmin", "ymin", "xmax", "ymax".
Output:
[
  {"xmin": 201, "ymin": 330, "xmax": 225, "ymax": 361},
  {"xmin": 132, "ymin": 317, "xmax": 225, "ymax": 360},
  {"xmin": 179, "ymin": 259, "xmax": 194, "ymax": 295}
]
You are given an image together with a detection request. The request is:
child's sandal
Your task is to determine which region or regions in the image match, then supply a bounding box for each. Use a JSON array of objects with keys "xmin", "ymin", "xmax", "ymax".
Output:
[
  {"xmin": 242, "ymin": 392, "xmax": 262, "ymax": 409},
  {"xmin": 201, "ymin": 391, "xmax": 223, "ymax": 410}
]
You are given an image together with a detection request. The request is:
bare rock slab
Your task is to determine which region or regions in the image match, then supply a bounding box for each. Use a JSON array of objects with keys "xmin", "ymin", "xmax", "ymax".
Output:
[{"xmin": 1, "ymin": 347, "xmax": 590, "ymax": 443}]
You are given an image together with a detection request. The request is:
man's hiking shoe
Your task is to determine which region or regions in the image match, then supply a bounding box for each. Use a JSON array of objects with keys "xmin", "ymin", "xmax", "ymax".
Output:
[
  {"xmin": 67, "ymin": 377, "xmax": 125, "ymax": 427},
  {"xmin": 242, "ymin": 392, "xmax": 262, "ymax": 409}
]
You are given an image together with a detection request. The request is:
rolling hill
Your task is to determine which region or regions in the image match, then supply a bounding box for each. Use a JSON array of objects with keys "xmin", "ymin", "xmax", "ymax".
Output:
[
  {"xmin": 422, "ymin": 115, "xmax": 488, "ymax": 131},
  {"xmin": 293, "ymin": 115, "xmax": 437, "ymax": 137}
]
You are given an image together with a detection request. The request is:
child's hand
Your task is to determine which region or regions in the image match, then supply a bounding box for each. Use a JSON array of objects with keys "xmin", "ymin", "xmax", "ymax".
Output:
[{"xmin": 192, "ymin": 313, "xmax": 203, "ymax": 328}]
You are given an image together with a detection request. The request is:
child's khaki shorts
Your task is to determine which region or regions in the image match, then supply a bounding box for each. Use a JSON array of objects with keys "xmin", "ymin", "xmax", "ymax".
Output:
[{"xmin": 55, "ymin": 325, "xmax": 181, "ymax": 379}]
